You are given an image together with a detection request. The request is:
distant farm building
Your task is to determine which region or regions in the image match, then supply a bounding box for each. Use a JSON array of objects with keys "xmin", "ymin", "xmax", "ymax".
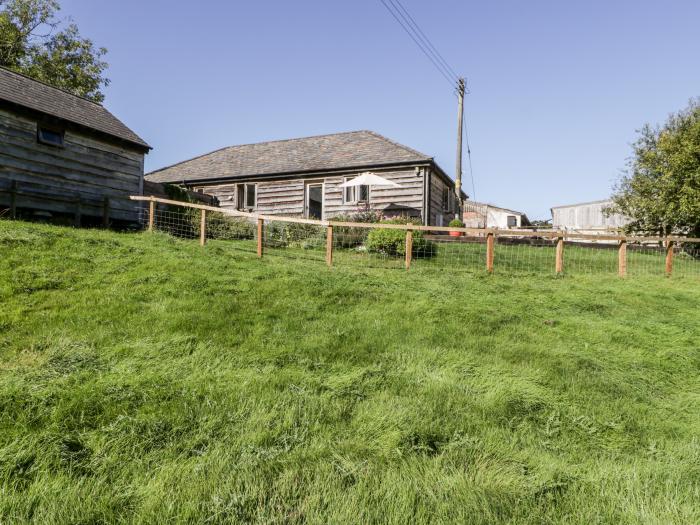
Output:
[
  {"xmin": 463, "ymin": 201, "xmax": 530, "ymax": 228},
  {"xmin": 551, "ymin": 199, "xmax": 628, "ymax": 232},
  {"xmin": 146, "ymin": 130, "xmax": 466, "ymax": 226},
  {"xmin": 0, "ymin": 67, "xmax": 150, "ymax": 224}
]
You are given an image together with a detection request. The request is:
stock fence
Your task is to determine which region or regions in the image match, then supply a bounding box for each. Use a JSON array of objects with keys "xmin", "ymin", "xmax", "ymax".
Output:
[{"xmin": 132, "ymin": 196, "xmax": 700, "ymax": 278}]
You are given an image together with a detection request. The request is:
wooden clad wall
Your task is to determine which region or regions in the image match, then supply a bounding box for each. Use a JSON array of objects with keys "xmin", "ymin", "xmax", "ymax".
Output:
[
  {"xmin": 0, "ymin": 108, "xmax": 144, "ymax": 221},
  {"xmin": 324, "ymin": 167, "xmax": 423, "ymax": 218},
  {"xmin": 195, "ymin": 167, "xmax": 425, "ymax": 220},
  {"xmin": 428, "ymin": 171, "xmax": 454, "ymax": 225}
]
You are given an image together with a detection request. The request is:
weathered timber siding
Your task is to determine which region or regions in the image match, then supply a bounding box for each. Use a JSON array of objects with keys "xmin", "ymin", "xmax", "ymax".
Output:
[
  {"xmin": 0, "ymin": 108, "xmax": 144, "ymax": 221},
  {"xmin": 192, "ymin": 166, "xmax": 425, "ymax": 220},
  {"xmin": 428, "ymin": 170, "xmax": 455, "ymax": 225}
]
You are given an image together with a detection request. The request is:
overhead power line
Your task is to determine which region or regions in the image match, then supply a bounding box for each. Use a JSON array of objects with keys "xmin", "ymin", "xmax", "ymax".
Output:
[
  {"xmin": 378, "ymin": 0, "xmax": 458, "ymax": 90},
  {"xmin": 463, "ymin": 108, "xmax": 476, "ymax": 200},
  {"xmin": 378, "ymin": 0, "xmax": 476, "ymax": 200},
  {"xmin": 388, "ymin": 0, "xmax": 460, "ymax": 82}
]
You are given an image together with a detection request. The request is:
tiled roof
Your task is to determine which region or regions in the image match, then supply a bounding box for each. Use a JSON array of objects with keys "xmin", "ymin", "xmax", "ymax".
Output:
[
  {"xmin": 146, "ymin": 130, "xmax": 432, "ymax": 183},
  {"xmin": 0, "ymin": 67, "xmax": 149, "ymax": 150}
]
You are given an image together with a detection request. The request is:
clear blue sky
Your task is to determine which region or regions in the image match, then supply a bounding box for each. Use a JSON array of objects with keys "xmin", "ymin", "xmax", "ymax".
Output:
[{"xmin": 62, "ymin": 0, "xmax": 699, "ymax": 220}]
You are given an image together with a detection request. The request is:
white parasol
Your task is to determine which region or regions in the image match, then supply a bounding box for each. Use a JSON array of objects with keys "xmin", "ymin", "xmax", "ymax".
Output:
[{"xmin": 339, "ymin": 172, "xmax": 401, "ymax": 188}]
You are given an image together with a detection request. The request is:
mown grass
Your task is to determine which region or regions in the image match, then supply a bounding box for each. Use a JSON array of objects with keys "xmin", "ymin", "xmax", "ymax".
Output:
[{"xmin": 1, "ymin": 220, "xmax": 699, "ymax": 524}]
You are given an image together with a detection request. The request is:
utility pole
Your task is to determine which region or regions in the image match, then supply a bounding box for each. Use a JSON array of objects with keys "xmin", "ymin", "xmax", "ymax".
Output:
[{"xmin": 455, "ymin": 77, "xmax": 465, "ymax": 219}]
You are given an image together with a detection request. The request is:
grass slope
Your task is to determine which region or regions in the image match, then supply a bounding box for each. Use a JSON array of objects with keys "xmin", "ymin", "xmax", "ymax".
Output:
[{"xmin": 1, "ymin": 221, "xmax": 699, "ymax": 524}]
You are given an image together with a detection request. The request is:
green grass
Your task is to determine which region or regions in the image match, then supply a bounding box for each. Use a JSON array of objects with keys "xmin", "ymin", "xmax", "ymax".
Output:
[{"xmin": 1, "ymin": 220, "xmax": 699, "ymax": 524}]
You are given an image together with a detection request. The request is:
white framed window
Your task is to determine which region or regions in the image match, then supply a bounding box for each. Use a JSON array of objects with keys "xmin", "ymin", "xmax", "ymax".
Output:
[
  {"xmin": 343, "ymin": 178, "xmax": 369, "ymax": 204},
  {"xmin": 507, "ymin": 215, "xmax": 517, "ymax": 228},
  {"xmin": 236, "ymin": 183, "xmax": 256, "ymax": 209}
]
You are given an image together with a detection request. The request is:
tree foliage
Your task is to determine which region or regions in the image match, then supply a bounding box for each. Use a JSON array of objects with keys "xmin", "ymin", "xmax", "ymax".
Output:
[
  {"xmin": 0, "ymin": 0, "xmax": 108, "ymax": 102},
  {"xmin": 610, "ymin": 99, "xmax": 700, "ymax": 237}
]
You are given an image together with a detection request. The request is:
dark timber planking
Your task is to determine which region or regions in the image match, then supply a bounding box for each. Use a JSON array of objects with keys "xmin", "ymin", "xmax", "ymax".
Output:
[{"xmin": 0, "ymin": 108, "xmax": 146, "ymax": 221}]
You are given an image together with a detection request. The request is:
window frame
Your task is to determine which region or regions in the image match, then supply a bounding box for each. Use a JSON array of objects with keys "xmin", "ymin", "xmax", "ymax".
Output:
[
  {"xmin": 37, "ymin": 125, "xmax": 65, "ymax": 148},
  {"xmin": 342, "ymin": 177, "xmax": 370, "ymax": 205},
  {"xmin": 236, "ymin": 183, "xmax": 257, "ymax": 210},
  {"xmin": 507, "ymin": 215, "xmax": 518, "ymax": 228}
]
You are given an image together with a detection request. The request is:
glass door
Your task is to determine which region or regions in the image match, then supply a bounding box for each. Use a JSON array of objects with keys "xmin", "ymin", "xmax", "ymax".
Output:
[{"xmin": 306, "ymin": 183, "xmax": 323, "ymax": 220}]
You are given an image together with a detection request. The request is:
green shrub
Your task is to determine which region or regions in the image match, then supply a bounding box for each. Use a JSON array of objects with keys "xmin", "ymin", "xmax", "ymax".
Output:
[
  {"xmin": 331, "ymin": 211, "xmax": 382, "ymax": 248},
  {"xmin": 266, "ymin": 221, "xmax": 325, "ymax": 249},
  {"xmin": 365, "ymin": 217, "xmax": 437, "ymax": 258},
  {"xmin": 448, "ymin": 218, "xmax": 464, "ymax": 228},
  {"xmin": 206, "ymin": 213, "xmax": 255, "ymax": 240}
]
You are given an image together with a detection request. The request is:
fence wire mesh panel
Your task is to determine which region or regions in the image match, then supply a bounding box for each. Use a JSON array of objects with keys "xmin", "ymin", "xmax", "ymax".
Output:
[
  {"xmin": 564, "ymin": 240, "xmax": 619, "ymax": 275},
  {"xmin": 262, "ymin": 220, "xmax": 327, "ymax": 262},
  {"xmin": 331, "ymin": 224, "xmax": 404, "ymax": 269},
  {"xmin": 143, "ymin": 206, "xmax": 198, "ymax": 239},
  {"xmin": 205, "ymin": 212, "xmax": 258, "ymax": 253},
  {"xmin": 493, "ymin": 236, "xmax": 556, "ymax": 275},
  {"xmin": 673, "ymin": 242, "xmax": 700, "ymax": 278},
  {"xmin": 626, "ymin": 242, "xmax": 666, "ymax": 277},
  {"xmin": 131, "ymin": 197, "xmax": 700, "ymax": 279},
  {"xmin": 413, "ymin": 235, "xmax": 486, "ymax": 272}
]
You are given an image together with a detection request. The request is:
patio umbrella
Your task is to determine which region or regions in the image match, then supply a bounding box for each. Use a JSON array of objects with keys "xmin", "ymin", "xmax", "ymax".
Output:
[{"xmin": 339, "ymin": 172, "xmax": 400, "ymax": 211}]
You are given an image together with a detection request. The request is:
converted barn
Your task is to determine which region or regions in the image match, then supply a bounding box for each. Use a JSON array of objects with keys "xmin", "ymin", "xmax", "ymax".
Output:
[
  {"xmin": 551, "ymin": 199, "xmax": 628, "ymax": 232},
  {"xmin": 0, "ymin": 68, "xmax": 150, "ymax": 224},
  {"xmin": 146, "ymin": 130, "xmax": 466, "ymax": 226}
]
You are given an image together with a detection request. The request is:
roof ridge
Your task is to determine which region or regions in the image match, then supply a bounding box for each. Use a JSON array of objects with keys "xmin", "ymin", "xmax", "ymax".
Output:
[
  {"xmin": 550, "ymin": 199, "xmax": 612, "ymax": 210},
  {"xmin": 225, "ymin": 130, "xmax": 369, "ymax": 150},
  {"xmin": 146, "ymin": 142, "xmax": 238, "ymax": 177},
  {"xmin": 364, "ymin": 130, "xmax": 432, "ymax": 160},
  {"xmin": 146, "ymin": 131, "xmax": 374, "ymax": 176},
  {"xmin": 465, "ymin": 200, "xmax": 526, "ymax": 214},
  {"xmin": 0, "ymin": 66, "xmax": 105, "ymax": 107},
  {"xmin": 146, "ymin": 130, "xmax": 432, "ymax": 177}
]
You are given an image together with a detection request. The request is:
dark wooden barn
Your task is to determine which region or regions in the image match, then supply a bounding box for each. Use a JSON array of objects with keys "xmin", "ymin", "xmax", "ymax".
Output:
[{"xmin": 0, "ymin": 67, "xmax": 150, "ymax": 225}]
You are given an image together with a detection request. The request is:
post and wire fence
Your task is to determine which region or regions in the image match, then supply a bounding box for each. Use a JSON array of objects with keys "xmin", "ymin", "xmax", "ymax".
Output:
[{"xmin": 132, "ymin": 196, "xmax": 700, "ymax": 279}]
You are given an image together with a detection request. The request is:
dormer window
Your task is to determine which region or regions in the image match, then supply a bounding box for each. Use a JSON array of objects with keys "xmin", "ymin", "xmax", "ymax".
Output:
[{"xmin": 37, "ymin": 126, "xmax": 65, "ymax": 147}]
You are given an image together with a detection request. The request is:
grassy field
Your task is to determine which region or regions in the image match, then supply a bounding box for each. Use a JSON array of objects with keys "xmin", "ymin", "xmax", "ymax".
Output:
[{"xmin": 1, "ymin": 220, "xmax": 699, "ymax": 524}]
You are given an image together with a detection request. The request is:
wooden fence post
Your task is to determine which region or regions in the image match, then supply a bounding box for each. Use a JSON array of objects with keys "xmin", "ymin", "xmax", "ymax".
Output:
[
  {"xmin": 405, "ymin": 227, "xmax": 413, "ymax": 270},
  {"xmin": 555, "ymin": 236, "xmax": 564, "ymax": 274},
  {"xmin": 486, "ymin": 232, "xmax": 495, "ymax": 273},
  {"xmin": 148, "ymin": 197, "xmax": 155, "ymax": 232},
  {"xmin": 257, "ymin": 218, "xmax": 264, "ymax": 258},
  {"xmin": 618, "ymin": 239, "xmax": 627, "ymax": 277},
  {"xmin": 665, "ymin": 240, "xmax": 674, "ymax": 276},
  {"xmin": 102, "ymin": 196, "xmax": 110, "ymax": 228},
  {"xmin": 326, "ymin": 225, "xmax": 333, "ymax": 267},
  {"xmin": 200, "ymin": 209, "xmax": 207, "ymax": 247},
  {"xmin": 9, "ymin": 180, "xmax": 17, "ymax": 219},
  {"xmin": 74, "ymin": 194, "xmax": 82, "ymax": 227}
]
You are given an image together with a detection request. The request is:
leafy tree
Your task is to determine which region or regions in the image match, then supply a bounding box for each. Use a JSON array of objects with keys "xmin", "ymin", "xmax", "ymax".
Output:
[
  {"xmin": 610, "ymin": 99, "xmax": 700, "ymax": 237},
  {"xmin": 0, "ymin": 0, "xmax": 108, "ymax": 102}
]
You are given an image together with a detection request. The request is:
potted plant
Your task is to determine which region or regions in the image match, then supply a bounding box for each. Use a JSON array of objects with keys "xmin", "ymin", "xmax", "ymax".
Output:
[{"xmin": 448, "ymin": 218, "xmax": 464, "ymax": 237}]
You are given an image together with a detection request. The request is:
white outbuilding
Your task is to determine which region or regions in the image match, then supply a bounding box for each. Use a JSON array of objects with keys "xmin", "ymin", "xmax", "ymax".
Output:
[
  {"xmin": 463, "ymin": 201, "xmax": 529, "ymax": 229},
  {"xmin": 551, "ymin": 199, "xmax": 628, "ymax": 232}
]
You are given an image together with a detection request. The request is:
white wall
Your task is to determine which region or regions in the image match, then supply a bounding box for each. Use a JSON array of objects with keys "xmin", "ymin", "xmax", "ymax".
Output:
[
  {"xmin": 552, "ymin": 200, "xmax": 628, "ymax": 230},
  {"xmin": 486, "ymin": 207, "xmax": 522, "ymax": 228}
]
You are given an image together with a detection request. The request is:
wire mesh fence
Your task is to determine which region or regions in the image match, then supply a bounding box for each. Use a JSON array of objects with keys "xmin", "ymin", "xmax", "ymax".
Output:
[{"xmin": 135, "ymin": 197, "xmax": 700, "ymax": 279}]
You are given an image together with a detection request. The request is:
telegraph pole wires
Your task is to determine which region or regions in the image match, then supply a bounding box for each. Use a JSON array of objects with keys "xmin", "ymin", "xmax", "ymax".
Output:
[
  {"xmin": 455, "ymin": 78, "xmax": 465, "ymax": 217},
  {"xmin": 377, "ymin": 0, "xmax": 475, "ymax": 208}
]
